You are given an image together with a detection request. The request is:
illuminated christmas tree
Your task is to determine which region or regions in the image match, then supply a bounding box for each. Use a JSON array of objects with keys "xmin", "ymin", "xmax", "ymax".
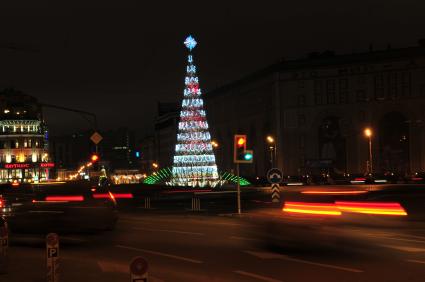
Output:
[{"xmin": 169, "ymin": 35, "xmax": 220, "ymax": 188}]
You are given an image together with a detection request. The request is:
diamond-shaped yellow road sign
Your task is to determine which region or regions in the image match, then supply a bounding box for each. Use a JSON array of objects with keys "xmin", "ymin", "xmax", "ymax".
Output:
[{"xmin": 90, "ymin": 132, "xmax": 103, "ymax": 145}]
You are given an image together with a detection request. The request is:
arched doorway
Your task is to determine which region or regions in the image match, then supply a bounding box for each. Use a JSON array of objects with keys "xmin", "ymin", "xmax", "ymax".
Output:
[
  {"xmin": 378, "ymin": 112, "xmax": 409, "ymax": 174},
  {"xmin": 318, "ymin": 116, "xmax": 347, "ymax": 173}
]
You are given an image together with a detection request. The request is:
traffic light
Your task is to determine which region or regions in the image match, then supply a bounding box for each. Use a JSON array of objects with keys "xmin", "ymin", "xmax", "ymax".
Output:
[
  {"xmin": 91, "ymin": 154, "xmax": 99, "ymax": 162},
  {"xmin": 244, "ymin": 150, "xmax": 253, "ymax": 161},
  {"xmin": 234, "ymin": 135, "xmax": 253, "ymax": 163}
]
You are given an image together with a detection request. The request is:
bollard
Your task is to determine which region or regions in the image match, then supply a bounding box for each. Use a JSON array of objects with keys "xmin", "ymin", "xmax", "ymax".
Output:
[
  {"xmin": 130, "ymin": 256, "xmax": 148, "ymax": 282},
  {"xmin": 271, "ymin": 183, "xmax": 281, "ymax": 203},
  {"xmin": 0, "ymin": 217, "xmax": 8, "ymax": 274},
  {"xmin": 144, "ymin": 197, "xmax": 151, "ymax": 209},
  {"xmin": 46, "ymin": 233, "xmax": 59, "ymax": 282},
  {"xmin": 191, "ymin": 197, "xmax": 201, "ymax": 211}
]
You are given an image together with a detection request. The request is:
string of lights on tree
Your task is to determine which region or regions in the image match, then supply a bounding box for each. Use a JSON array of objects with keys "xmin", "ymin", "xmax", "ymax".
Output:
[{"xmin": 169, "ymin": 35, "xmax": 220, "ymax": 188}]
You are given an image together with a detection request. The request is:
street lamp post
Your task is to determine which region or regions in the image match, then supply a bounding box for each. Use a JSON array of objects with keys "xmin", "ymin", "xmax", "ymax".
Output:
[
  {"xmin": 364, "ymin": 128, "xmax": 373, "ymax": 174},
  {"xmin": 266, "ymin": 136, "xmax": 276, "ymax": 167}
]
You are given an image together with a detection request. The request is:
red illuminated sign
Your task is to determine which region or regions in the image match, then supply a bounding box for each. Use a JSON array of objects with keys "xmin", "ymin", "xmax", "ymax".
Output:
[
  {"xmin": 3, "ymin": 163, "xmax": 55, "ymax": 169},
  {"xmin": 40, "ymin": 163, "xmax": 55, "ymax": 168},
  {"xmin": 4, "ymin": 163, "xmax": 30, "ymax": 169}
]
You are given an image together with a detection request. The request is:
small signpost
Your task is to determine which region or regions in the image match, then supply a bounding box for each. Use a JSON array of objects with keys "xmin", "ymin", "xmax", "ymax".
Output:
[
  {"xmin": 90, "ymin": 132, "xmax": 103, "ymax": 144},
  {"xmin": 46, "ymin": 233, "xmax": 59, "ymax": 282},
  {"xmin": 0, "ymin": 217, "xmax": 8, "ymax": 274},
  {"xmin": 130, "ymin": 256, "xmax": 148, "ymax": 282},
  {"xmin": 267, "ymin": 168, "xmax": 283, "ymax": 203},
  {"xmin": 90, "ymin": 132, "xmax": 103, "ymax": 154}
]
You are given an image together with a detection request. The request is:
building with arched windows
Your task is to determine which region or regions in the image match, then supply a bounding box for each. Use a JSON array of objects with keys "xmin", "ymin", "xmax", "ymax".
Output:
[
  {"xmin": 0, "ymin": 89, "xmax": 52, "ymax": 183},
  {"xmin": 205, "ymin": 42, "xmax": 425, "ymax": 177}
]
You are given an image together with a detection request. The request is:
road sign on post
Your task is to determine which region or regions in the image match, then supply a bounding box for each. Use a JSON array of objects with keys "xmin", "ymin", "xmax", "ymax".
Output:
[
  {"xmin": 46, "ymin": 233, "xmax": 59, "ymax": 282},
  {"xmin": 267, "ymin": 168, "xmax": 283, "ymax": 203},
  {"xmin": 90, "ymin": 132, "xmax": 103, "ymax": 154},
  {"xmin": 130, "ymin": 256, "xmax": 148, "ymax": 282},
  {"xmin": 90, "ymin": 132, "xmax": 103, "ymax": 145},
  {"xmin": 271, "ymin": 183, "xmax": 281, "ymax": 203}
]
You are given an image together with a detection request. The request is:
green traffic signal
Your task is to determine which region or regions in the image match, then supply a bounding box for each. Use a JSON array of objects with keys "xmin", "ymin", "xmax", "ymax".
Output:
[{"xmin": 244, "ymin": 152, "xmax": 253, "ymax": 161}]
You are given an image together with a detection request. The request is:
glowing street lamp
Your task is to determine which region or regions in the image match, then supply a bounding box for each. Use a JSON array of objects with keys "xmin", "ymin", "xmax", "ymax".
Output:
[
  {"xmin": 364, "ymin": 128, "xmax": 372, "ymax": 138},
  {"xmin": 266, "ymin": 136, "xmax": 275, "ymax": 144},
  {"xmin": 152, "ymin": 162, "xmax": 159, "ymax": 169},
  {"xmin": 266, "ymin": 135, "xmax": 277, "ymax": 167},
  {"xmin": 211, "ymin": 140, "xmax": 219, "ymax": 148},
  {"xmin": 364, "ymin": 127, "xmax": 373, "ymax": 174}
]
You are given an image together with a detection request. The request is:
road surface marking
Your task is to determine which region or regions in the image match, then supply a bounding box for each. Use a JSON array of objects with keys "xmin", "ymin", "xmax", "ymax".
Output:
[
  {"xmin": 98, "ymin": 260, "xmax": 128, "ymax": 273},
  {"xmin": 229, "ymin": 236, "xmax": 259, "ymax": 241},
  {"xmin": 380, "ymin": 244, "xmax": 425, "ymax": 253},
  {"xmin": 363, "ymin": 232, "xmax": 425, "ymax": 244},
  {"xmin": 381, "ymin": 236, "xmax": 425, "ymax": 244},
  {"xmin": 60, "ymin": 236, "xmax": 86, "ymax": 242},
  {"xmin": 407, "ymin": 259, "xmax": 425, "ymax": 265},
  {"xmin": 360, "ymin": 231, "xmax": 425, "ymax": 242},
  {"xmin": 121, "ymin": 216, "xmax": 245, "ymax": 226},
  {"xmin": 97, "ymin": 260, "xmax": 165, "ymax": 281},
  {"xmin": 402, "ymin": 234, "xmax": 425, "ymax": 241},
  {"xmin": 245, "ymin": 251, "xmax": 363, "ymax": 273},
  {"xmin": 116, "ymin": 245, "xmax": 203, "ymax": 264},
  {"xmin": 133, "ymin": 227, "xmax": 205, "ymax": 236},
  {"xmin": 233, "ymin": 270, "xmax": 283, "ymax": 282}
]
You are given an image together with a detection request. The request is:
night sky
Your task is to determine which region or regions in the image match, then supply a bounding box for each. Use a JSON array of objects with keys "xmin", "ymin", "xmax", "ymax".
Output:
[{"xmin": 0, "ymin": 1, "xmax": 423, "ymax": 137}]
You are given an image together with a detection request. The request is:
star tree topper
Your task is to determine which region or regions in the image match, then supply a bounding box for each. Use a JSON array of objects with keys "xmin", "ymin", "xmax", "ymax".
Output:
[{"xmin": 184, "ymin": 35, "xmax": 197, "ymax": 51}]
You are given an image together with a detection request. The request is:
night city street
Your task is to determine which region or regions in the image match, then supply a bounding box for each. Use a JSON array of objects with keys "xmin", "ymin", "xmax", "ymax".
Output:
[
  {"xmin": 3, "ymin": 205, "xmax": 425, "ymax": 282},
  {"xmin": 1, "ymin": 183, "xmax": 425, "ymax": 281},
  {"xmin": 1, "ymin": 1, "xmax": 425, "ymax": 281}
]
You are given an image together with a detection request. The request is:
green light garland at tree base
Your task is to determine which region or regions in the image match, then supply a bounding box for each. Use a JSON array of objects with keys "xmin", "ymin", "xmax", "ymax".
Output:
[{"xmin": 143, "ymin": 167, "xmax": 251, "ymax": 187}]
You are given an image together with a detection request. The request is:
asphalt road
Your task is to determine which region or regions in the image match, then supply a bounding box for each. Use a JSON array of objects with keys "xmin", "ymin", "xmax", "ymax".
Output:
[{"xmin": 2, "ymin": 210, "xmax": 425, "ymax": 282}]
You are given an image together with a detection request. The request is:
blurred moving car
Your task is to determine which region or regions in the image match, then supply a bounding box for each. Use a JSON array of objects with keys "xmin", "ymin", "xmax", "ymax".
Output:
[
  {"xmin": 406, "ymin": 172, "xmax": 425, "ymax": 184},
  {"xmin": 348, "ymin": 173, "xmax": 375, "ymax": 184},
  {"xmin": 328, "ymin": 173, "xmax": 351, "ymax": 185},
  {"xmin": 0, "ymin": 181, "xmax": 118, "ymax": 234},
  {"xmin": 282, "ymin": 175, "xmax": 308, "ymax": 186},
  {"xmin": 253, "ymin": 185, "xmax": 425, "ymax": 250}
]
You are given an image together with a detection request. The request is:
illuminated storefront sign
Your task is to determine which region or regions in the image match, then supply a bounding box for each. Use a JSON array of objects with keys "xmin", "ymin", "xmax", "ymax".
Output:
[
  {"xmin": 3, "ymin": 163, "xmax": 55, "ymax": 169},
  {"xmin": 40, "ymin": 163, "xmax": 55, "ymax": 168}
]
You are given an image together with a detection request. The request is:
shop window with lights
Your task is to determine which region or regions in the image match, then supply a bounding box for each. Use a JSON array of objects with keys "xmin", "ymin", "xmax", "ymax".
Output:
[{"xmin": 11, "ymin": 140, "xmax": 18, "ymax": 149}]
